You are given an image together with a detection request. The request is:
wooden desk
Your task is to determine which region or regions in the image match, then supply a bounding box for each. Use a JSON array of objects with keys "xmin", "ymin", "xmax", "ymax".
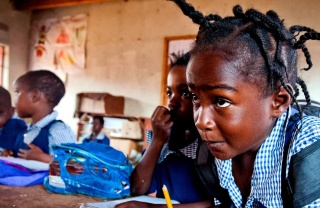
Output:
[{"xmin": 0, "ymin": 184, "xmax": 104, "ymax": 208}]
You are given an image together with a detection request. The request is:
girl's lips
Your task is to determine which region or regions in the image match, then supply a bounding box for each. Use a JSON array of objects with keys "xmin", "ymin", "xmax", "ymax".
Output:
[{"xmin": 206, "ymin": 141, "xmax": 225, "ymax": 151}]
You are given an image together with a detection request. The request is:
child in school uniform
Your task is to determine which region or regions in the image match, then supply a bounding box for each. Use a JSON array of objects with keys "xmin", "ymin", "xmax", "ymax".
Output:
[
  {"xmin": 82, "ymin": 115, "xmax": 110, "ymax": 145},
  {"xmin": 9, "ymin": 70, "xmax": 76, "ymax": 163},
  {"xmin": 116, "ymin": 52, "xmax": 213, "ymax": 208},
  {"xmin": 0, "ymin": 86, "xmax": 27, "ymax": 155},
  {"xmin": 169, "ymin": 0, "xmax": 320, "ymax": 207}
]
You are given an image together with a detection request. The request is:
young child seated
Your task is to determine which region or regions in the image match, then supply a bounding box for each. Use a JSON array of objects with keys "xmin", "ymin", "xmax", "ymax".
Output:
[
  {"xmin": 10, "ymin": 70, "xmax": 76, "ymax": 163},
  {"xmin": 169, "ymin": 0, "xmax": 320, "ymax": 207},
  {"xmin": 0, "ymin": 86, "xmax": 27, "ymax": 156},
  {"xmin": 116, "ymin": 52, "xmax": 212, "ymax": 208},
  {"xmin": 82, "ymin": 115, "xmax": 110, "ymax": 145}
]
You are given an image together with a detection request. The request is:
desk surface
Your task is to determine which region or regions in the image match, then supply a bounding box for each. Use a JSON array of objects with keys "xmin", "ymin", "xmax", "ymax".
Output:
[{"xmin": 0, "ymin": 184, "xmax": 104, "ymax": 208}]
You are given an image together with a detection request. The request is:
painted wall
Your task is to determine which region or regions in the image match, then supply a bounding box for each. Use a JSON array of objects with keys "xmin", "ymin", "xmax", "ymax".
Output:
[
  {"xmin": 29, "ymin": 0, "xmax": 320, "ymax": 132},
  {"xmin": 0, "ymin": 1, "xmax": 30, "ymax": 90}
]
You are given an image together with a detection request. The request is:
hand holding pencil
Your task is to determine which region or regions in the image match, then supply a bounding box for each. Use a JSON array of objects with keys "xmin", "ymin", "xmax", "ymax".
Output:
[{"xmin": 162, "ymin": 185, "xmax": 173, "ymax": 208}]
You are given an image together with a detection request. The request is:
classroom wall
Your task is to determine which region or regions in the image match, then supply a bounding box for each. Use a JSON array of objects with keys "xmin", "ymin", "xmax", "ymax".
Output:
[
  {"xmin": 28, "ymin": 0, "xmax": 320, "ymax": 131},
  {"xmin": 0, "ymin": 1, "xmax": 30, "ymax": 91}
]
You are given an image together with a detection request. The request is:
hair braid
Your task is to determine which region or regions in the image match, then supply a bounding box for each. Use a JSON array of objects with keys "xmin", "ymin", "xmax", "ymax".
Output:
[
  {"xmin": 254, "ymin": 27, "xmax": 275, "ymax": 89},
  {"xmin": 296, "ymin": 77, "xmax": 311, "ymax": 110},
  {"xmin": 294, "ymin": 32, "xmax": 320, "ymax": 48},
  {"xmin": 301, "ymin": 45, "xmax": 312, "ymax": 70},
  {"xmin": 168, "ymin": 0, "xmax": 210, "ymax": 27},
  {"xmin": 290, "ymin": 25, "xmax": 316, "ymax": 35},
  {"xmin": 233, "ymin": 5, "xmax": 245, "ymax": 18},
  {"xmin": 275, "ymin": 41, "xmax": 289, "ymax": 81},
  {"xmin": 266, "ymin": 10, "xmax": 281, "ymax": 22},
  {"xmin": 245, "ymin": 9, "xmax": 289, "ymax": 41},
  {"xmin": 205, "ymin": 14, "xmax": 222, "ymax": 23}
]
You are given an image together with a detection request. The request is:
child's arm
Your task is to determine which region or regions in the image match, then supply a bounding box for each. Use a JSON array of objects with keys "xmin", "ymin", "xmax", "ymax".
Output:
[
  {"xmin": 130, "ymin": 106, "xmax": 173, "ymax": 196},
  {"xmin": 0, "ymin": 149, "xmax": 13, "ymax": 157},
  {"xmin": 18, "ymin": 143, "xmax": 53, "ymax": 163}
]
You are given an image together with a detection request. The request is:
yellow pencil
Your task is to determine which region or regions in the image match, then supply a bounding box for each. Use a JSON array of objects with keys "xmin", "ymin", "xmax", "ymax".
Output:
[{"xmin": 162, "ymin": 184, "xmax": 173, "ymax": 208}]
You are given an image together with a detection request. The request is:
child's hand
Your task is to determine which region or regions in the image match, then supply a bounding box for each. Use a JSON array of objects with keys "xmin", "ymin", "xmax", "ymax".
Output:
[
  {"xmin": 0, "ymin": 149, "xmax": 13, "ymax": 157},
  {"xmin": 151, "ymin": 106, "xmax": 173, "ymax": 145},
  {"xmin": 18, "ymin": 143, "xmax": 44, "ymax": 160}
]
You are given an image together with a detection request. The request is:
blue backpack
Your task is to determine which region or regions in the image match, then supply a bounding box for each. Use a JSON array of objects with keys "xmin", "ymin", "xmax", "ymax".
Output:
[{"xmin": 43, "ymin": 142, "xmax": 134, "ymax": 199}]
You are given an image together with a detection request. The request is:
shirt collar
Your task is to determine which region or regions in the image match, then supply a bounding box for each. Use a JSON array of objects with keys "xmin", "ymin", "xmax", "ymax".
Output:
[
  {"xmin": 157, "ymin": 138, "xmax": 199, "ymax": 163},
  {"xmin": 95, "ymin": 131, "xmax": 105, "ymax": 140},
  {"xmin": 29, "ymin": 111, "xmax": 58, "ymax": 129}
]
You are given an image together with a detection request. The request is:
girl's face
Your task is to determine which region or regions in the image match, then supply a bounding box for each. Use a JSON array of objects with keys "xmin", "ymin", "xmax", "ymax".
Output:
[
  {"xmin": 187, "ymin": 52, "xmax": 277, "ymax": 160},
  {"xmin": 167, "ymin": 65, "xmax": 193, "ymax": 124},
  {"xmin": 13, "ymin": 80, "xmax": 33, "ymax": 118}
]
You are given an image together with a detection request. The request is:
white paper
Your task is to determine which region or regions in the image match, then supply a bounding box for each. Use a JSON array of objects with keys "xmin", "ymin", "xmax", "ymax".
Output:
[
  {"xmin": 0, "ymin": 156, "xmax": 49, "ymax": 171},
  {"xmin": 79, "ymin": 195, "xmax": 180, "ymax": 208}
]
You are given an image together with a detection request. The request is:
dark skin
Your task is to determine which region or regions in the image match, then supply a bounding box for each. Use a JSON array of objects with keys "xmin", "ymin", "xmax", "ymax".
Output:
[
  {"xmin": 0, "ymin": 100, "xmax": 15, "ymax": 156},
  {"xmin": 115, "ymin": 66, "xmax": 212, "ymax": 208},
  {"xmin": 12, "ymin": 79, "xmax": 54, "ymax": 163},
  {"xmin": 90, "ymin": 118, "xmax": 104, "ymax": 140},
  {"xmin": 187, "ymin": 52, "xmax": 291, "ymax": 203}
]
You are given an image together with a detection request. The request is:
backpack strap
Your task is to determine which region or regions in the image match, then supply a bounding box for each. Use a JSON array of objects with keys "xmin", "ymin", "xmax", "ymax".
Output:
[
  {"xmin": 282, "ymin": 108, "xmax": 320, "ymax": 207},
  {"xmin": 281, "ymin": 110, "xmax": 299, "ymax": 207},
  {"xmin": 289, "ymin": 140, "xmax": 320, "ymax": 208},
  {"xmin": 195, "ymin": 141, "xmax": 231, "ymax": 206}
]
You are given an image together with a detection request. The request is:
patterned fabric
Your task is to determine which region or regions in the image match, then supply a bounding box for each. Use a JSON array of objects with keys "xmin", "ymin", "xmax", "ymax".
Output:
[
  {"xmin": 215, "ymin": 106, "xmax": 320, "ymax": 207},
  {"xmin": 146, "ymin": 129, "xmax": 198, "ymax": 163},
  {"xmin": 23, "ymin": 111, "xmax": 76, "ymax": 155}
]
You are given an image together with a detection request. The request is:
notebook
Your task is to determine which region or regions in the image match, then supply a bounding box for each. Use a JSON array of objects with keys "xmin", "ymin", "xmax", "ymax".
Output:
[{"xmin": 79, "ymin": 195, "xmax": 180, "ymax": 208}]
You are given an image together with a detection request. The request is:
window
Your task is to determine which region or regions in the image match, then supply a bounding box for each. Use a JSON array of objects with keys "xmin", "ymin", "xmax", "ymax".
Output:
[{"xmin": 0, "ymin": 44, "xmax": 9, "ymax": 87}]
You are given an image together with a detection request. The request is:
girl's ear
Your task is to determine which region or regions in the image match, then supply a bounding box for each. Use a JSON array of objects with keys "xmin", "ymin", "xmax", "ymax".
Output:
[
  {"xmin": 271, "ymin": 85, "xmax": 293, "ymax": 118},
  {"xmin": 31, "ymin": 89, "xmax": 42, "ymax": 103}
]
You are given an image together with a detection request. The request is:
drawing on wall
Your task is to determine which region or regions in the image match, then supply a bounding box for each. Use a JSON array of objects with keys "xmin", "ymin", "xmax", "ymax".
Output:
[
  {"xmin": 161, "ymin": 35, "xmax": 196, "ymax": 105},
  {"xmin": 29, "ymin": 14, "xmax": 87, "ymax": 75}
]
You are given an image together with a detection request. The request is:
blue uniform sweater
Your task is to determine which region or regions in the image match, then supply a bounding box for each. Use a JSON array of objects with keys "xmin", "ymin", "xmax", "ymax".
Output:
[
  {"xmin": 149, "ymin": 153, "xmax": 209, "ymax": 203},
  {"xmin": 13, "ymin": 120, "xmax": 61, "ymax": 156},
  {"xmin": 0, "ymin": 118, "xmax": 27, "ymax": 150}
]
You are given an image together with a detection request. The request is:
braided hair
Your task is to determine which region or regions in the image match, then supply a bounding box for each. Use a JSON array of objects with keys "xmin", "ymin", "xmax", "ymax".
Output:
[{"xmin": 169, "ymin": 0, "xmax": 320, "ymax": 118}]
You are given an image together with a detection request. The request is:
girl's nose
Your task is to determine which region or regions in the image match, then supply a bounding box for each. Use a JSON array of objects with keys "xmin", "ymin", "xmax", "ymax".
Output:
[
  {"xmin": 168, "ymin": 94, "xmax": 180, "ymax": 110},
  {"xmin": 194, "ymin": 106, "xmax": 215, "ymax": 132}
]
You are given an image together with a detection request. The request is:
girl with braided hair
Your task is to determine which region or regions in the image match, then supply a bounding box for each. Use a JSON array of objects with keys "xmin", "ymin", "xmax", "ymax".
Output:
[{"xmin": 164, "ymin": 0, "xmax": 320, "ymax": 207}]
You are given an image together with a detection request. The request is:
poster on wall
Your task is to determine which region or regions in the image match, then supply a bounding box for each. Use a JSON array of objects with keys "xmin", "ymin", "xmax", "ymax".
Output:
[{"xmin": 29, "ymin": 14, "xmax": 87, "ymax": 77}]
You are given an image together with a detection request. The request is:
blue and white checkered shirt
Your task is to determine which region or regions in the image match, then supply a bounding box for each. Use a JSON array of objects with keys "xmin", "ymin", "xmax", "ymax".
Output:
[
  {"xmin": 146, "ymin": 130, "xmax": 198, "ymax": 163},
  {"xmin": 215, "ymin": 106, "xmax": 320, "ymax": 207},
  {"xmin": 23, "ymin": 111, "xmax": 76, "ymax": 155}
]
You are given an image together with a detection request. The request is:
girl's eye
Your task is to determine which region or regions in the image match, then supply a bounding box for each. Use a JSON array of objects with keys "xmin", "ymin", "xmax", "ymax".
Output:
[
  {"xmin": 191, "ymin": 93, "xmax": 200, "ymax": 104},
  {"xmin": 215, "ymin": 98, "xmax": 231, "ymax": 108},
  {"xmin": 182, "ymin": 91, "xmax": 191, "ymax": 99},
  {"xmin": 166, "ymin": 91, "xmax": 172, "ymax": 98}
]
